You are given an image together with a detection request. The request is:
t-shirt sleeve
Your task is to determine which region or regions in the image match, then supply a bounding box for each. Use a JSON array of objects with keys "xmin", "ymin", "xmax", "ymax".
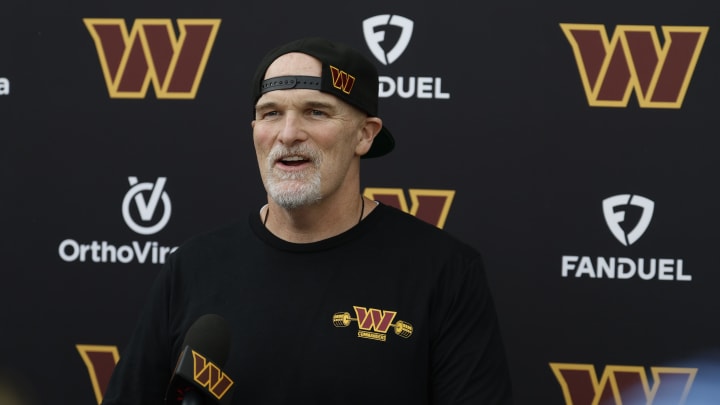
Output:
[
  {"xmin": 101, "ymin": 261, "xmax": 176, "ymax": 405},
  {"xmin": 430, "ymin": 253, "xmax": 513, "ymax": 404}
]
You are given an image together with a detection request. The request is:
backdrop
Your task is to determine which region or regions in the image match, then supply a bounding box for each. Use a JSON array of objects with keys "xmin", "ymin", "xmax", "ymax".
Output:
[{"xmin": 2, "ymin": 0, "xmax": 719, "ymax": 404}]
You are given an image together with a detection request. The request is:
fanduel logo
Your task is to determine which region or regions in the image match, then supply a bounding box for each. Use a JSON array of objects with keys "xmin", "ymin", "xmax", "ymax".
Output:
[
  {"xmin": 363, "ymin": 15, "xmax": 413, "ymax": 65},
  {"xmin": 561, "ymin": 24, "xmax": 708, "ymax": 108},
  {"xmin": 363, "ymin": 15, "xmax": 450, "ymax": 100},
  {"xmin": 603, "ymin": 194, "xmax": 653, "ymax": 246},
  {"xmin": 84, "ymin": 18, "xmax": 221, "ymax": 99},
  {"xmin": 0, "ymin": 77, "xmax": 9, "ymax": 95},
  {"xmin": 560, "ymin": 194, "xmax": 691, "ymax": 281},
  {"xmin": 58, "ymin": 176, "xmax": 177, "ymax": 265}
]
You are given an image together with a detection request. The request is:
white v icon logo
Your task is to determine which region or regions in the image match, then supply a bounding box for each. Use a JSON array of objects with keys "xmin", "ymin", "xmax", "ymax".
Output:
[{"xmin": 128, "ymin": 176, "xmax": 167, "ymax": 221}]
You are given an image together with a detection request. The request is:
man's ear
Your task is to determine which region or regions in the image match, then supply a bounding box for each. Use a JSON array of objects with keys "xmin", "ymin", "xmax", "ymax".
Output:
[{"xmin": 356, "ymin": 116, "xmax": 383, "ymax": 156}]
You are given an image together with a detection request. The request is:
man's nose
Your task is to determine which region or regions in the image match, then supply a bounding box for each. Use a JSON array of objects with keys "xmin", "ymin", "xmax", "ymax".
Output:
[{"xmin": 277, "ymin": 113, "xmax": 309, "ymax": 145}]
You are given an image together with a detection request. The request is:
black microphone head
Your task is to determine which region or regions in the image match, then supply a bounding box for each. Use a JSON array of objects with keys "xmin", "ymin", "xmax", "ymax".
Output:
[
  {"xmin": 182, "ymin": 314, "xmax": 231, "ymax": 367},
  {"xmin": 166, "ymin": 314, "xmax": 235, "ymax": 404}
]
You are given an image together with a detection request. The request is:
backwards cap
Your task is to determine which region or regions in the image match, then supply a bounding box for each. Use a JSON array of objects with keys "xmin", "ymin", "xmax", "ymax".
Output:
[{"xmin": 251, "ymin": 37, "xmax": 395, "ymax": 158}]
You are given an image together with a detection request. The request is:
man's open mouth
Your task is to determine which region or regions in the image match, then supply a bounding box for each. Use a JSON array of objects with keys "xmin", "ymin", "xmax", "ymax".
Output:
[{"xmin": 279, "ymin": 156, "xmax": 311, "ymax": 166}]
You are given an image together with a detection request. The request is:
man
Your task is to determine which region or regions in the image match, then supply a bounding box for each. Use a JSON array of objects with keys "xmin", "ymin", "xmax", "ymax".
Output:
[{"xmin": 102, "ymin": 37, "xmax": 513, "ymax": 404}]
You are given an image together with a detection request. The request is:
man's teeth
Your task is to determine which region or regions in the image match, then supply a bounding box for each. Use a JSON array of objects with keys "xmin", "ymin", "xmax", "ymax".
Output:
[{"xmin": 282, "ymin": 156, "xmax": 306, "ymax": 162}]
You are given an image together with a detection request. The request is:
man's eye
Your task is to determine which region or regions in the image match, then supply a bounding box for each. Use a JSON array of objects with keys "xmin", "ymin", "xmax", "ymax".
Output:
[{"xmin": 310, "ymin": 109, "xmax": 326, "ymax": 116}]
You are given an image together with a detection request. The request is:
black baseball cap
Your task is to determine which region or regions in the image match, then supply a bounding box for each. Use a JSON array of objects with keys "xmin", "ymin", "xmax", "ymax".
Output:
[{"xmin": 251, "ymin": 37, "xmax": 395, "ymax": 158}]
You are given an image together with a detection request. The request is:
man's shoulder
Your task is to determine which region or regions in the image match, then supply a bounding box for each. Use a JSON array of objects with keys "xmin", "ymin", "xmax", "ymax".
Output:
[
  {"xmin": 170, "ymin": 220, "xmax": 252, "ymax": 261},
  {"xmin": 374, "ymin": 203, "xmax": 479, "ymax": 256},
  {"xmin": 187, "ymin": 220, "xmax": 246, "ymax": 244}
]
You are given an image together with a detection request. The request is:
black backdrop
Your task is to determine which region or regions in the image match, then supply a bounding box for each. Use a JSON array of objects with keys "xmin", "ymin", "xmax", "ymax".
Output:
[{"xmin": 2, "ymin": 0, "xmax": 719, "ymax": 403}]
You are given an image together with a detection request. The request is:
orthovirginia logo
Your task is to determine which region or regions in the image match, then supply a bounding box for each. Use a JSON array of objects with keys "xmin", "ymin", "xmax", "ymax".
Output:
[
  {"xmin": 603, "ymin": 194, "xmax": 654, "ymax": 246},
  {"xmin": 561, "ymin": 194, "xmax": 691, "ymax": 281},
  {"xmin": 58, "ymin": 176, "xmax": 177, "ymax": 264},
  {"xmin": 83, "ymin": 18, "xmax": 221, "ymax": 99},
  {"xmin": 333, "ymin": 306, "xmax": 413, "ymax": 341},
  {"xmin": 560, "ymin": 24, "xmax": 708, "ymax": 108},
  {"xmin": 122, "ymin": 176, "xmax": 171, "ymax": 235},
  {"xmin": 550, "ymin": 363, "xmax": 697, "ymax": 405},
  {"xmin": 0, "ymin": 76, "xmax": 9, "ymax": 95},
  {"xmin": 362, "ymin": 15, "xmax": 450, "ymax": 99}
]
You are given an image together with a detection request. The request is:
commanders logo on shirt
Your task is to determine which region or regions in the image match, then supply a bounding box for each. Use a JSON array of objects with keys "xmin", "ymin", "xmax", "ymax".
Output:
[{"xmin": 333, "ymin": 306, "xmax": 413, "ymax": 342}]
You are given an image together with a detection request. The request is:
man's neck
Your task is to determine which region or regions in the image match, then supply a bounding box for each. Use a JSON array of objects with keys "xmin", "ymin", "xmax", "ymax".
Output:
[{"xmin": 262, "ymin": 194, "xmax": 374, "ymax": 243}]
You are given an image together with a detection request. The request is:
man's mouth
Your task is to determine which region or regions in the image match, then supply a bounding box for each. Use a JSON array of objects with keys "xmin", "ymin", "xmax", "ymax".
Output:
[{"xmin": 278, "ymin": 155, "xmax": 311, "ymax": 167}]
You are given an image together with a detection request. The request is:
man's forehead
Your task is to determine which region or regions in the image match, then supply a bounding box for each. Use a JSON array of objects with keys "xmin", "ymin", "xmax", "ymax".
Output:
[{"xmin": 263, "ymin": 52, "xmax": 322, "ymax": 79}]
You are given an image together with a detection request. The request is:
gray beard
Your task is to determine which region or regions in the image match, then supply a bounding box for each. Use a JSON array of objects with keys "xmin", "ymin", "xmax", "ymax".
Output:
[
  {"xmin": 264, "ymin": 144, "xmax": 323, "ymax": 209},
  {"xmin": 265, "ymin": 169, "xmax": 322, "ymax": 209}
]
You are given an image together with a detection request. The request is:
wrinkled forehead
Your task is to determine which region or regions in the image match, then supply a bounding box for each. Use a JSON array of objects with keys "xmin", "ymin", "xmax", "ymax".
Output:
[{"xmin": 263, "ymin": 52, "xmax": 322, "ymax": 80}]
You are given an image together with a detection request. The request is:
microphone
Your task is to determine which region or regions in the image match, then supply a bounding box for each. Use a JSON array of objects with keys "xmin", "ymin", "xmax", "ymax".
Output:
[{"xmin": 165, "ymin": 314, "xmax": 236, "ymax": 405}]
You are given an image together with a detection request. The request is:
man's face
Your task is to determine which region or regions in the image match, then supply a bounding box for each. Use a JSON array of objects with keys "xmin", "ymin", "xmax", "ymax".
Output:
[{"xmin": 252, "ymin": 53, "xmax": 373, "ymax": 209}]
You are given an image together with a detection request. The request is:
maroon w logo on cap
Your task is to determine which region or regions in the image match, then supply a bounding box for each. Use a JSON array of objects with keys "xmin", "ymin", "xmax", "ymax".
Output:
[{"xmin": 330, "ymin": 65, "xmax": 356, "ymax": 94}]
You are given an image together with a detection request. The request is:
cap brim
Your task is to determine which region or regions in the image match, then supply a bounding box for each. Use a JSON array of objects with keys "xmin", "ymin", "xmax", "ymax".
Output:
[{"xmin": 362, "ymin": 126, "xmax": 395, "ymax": 159}]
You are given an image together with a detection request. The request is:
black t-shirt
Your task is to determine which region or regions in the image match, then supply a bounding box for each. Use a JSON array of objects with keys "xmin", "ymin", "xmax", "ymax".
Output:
[{"xmin": 102, "ymin": 203, "xmax": 513, "ymax": 404}]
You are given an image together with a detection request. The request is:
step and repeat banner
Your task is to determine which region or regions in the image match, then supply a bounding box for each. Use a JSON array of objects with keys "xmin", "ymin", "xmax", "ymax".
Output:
[{"xmin": 2, "ymin": 0, "xmax": 719, "ymax": 403}]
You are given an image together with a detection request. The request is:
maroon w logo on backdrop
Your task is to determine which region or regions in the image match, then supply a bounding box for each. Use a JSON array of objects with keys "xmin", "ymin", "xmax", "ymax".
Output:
[
  {"xmin": 83, "ymin": 18, "xmax": 221, "ymax": 99},
  {"xmin": 550, "ymin": 363, "xmax": 697, "ymax": 405},
  {"xmin": 560, "ymin": 24, "xmax": 708, "ymax": 108}
]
